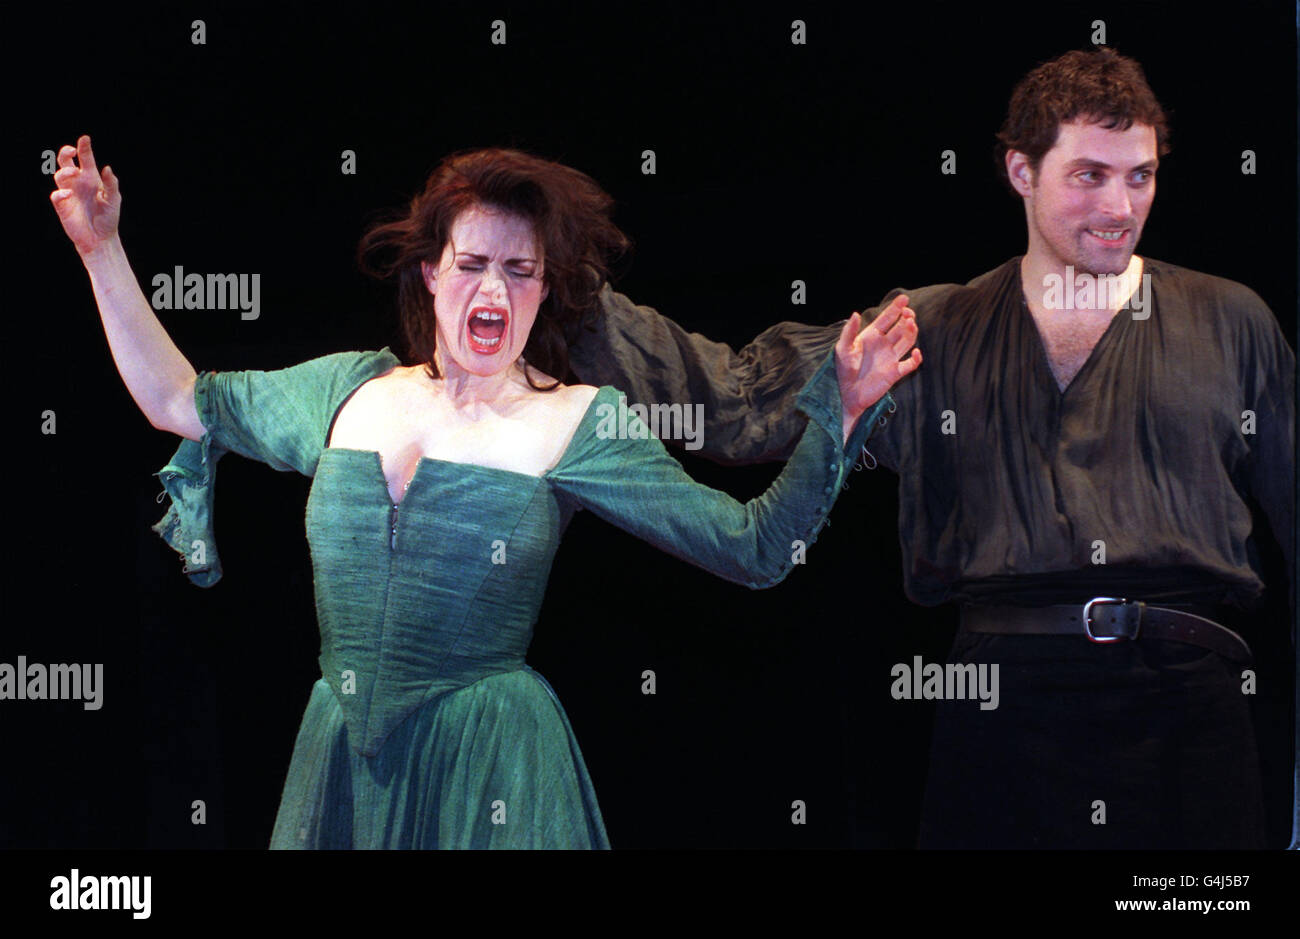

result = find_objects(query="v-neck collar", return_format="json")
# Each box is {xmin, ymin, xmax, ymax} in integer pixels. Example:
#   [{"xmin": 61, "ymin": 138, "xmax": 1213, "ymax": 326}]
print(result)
[{"xmin": 1012, "ymin": 256, "xmax": 1155, "ymax": 399}]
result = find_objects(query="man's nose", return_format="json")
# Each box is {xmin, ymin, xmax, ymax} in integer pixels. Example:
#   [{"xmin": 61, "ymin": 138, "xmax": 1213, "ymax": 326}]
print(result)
[{"xmin": 1098, "ymin": 179, "xmax": 1132, "ymax": 220}]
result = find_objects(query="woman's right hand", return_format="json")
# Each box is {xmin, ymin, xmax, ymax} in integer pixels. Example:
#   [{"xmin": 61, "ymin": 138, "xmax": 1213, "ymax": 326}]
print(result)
[{"xmin": 49, "ymin": 135, "xmax": 121, "ymax": 258}]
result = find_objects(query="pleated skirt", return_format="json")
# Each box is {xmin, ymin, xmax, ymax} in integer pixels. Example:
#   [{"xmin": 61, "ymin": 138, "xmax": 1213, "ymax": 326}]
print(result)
[{"xmin": 270, "ymin": 668, "xmax": 610, "ymax": 849}]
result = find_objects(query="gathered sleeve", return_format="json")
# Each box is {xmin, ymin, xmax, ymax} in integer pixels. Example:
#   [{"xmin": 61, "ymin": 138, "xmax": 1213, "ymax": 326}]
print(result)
[
  {"xmin": 566, "ymin": 285, "xmax": 897, "ymax": 465},
  {"xmin": 150, "ymin": 347, "xmax": 402, "ymax": 587},
  {"xmin": 550, "ymin": 349, "xmax": 889, "ymax": 589},
  {"xmin": 1234, "ymin": 289, "xmax": 1296, "ymax": 616}
]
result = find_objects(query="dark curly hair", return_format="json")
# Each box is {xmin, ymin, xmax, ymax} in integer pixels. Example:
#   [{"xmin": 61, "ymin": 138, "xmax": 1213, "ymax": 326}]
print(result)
[
  {"xmin": 358, "ymin": 148, "xmax": 630, "ymax": 390},
  {"xmin": 995, "ymin": 47, "xmax": 1171, "ymax": 193}
]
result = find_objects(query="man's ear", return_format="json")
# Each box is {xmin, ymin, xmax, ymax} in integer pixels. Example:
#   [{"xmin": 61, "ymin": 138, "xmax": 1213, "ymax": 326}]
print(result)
[
  {"xmin": 1006, "ymin": 150, "xmax": 1035, "ymax": 198},
  {"xmin": 421, "ymin": 261, "xmax": 437, "ymax": 294}
]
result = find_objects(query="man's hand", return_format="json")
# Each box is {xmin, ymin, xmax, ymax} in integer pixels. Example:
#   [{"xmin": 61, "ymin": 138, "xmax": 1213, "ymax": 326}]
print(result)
[
  {"xmin": 835, "ymin": 294, "xmax": 922, "ymax": 442},
  {"xmin": 50, "ymin": 135, "xmax": 121, "ymax": 259}
]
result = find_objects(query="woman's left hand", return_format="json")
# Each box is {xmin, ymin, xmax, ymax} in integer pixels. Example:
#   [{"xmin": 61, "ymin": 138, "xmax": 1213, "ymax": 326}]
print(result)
[{"xmin": 835, "ymin": 294, "xmax": 922, "ymax": 442}]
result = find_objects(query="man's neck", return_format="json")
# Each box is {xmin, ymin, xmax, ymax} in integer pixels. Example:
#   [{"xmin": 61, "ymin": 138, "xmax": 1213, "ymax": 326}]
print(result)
[{"xmin": 1020, "ymin": 251, "xmax": 1145, "ymax": 320}]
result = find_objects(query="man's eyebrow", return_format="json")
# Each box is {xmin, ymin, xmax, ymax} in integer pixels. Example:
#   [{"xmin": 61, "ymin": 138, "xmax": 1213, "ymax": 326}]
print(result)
[{"xmin": 1064, "ymin": 157, "xmax": 1159, "ymax": 171}]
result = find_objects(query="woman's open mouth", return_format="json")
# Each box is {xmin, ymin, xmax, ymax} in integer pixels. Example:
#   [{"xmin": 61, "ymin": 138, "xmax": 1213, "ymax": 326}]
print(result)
[{"xmin": 467, "ymin": 307, "xmax": 508, "ymax": 353}]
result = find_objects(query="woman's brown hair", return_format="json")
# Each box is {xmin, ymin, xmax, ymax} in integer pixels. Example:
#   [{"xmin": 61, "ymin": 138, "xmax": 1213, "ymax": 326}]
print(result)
[{"xmin": 358, "ymin": 148, "xmax": 629, "ymax": 389}]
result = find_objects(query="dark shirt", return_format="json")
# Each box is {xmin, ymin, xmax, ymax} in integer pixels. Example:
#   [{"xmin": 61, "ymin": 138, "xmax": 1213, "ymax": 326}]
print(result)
[{"xmin": 567, "ymin": 257, "xmax": 1295, "ymax": 610}]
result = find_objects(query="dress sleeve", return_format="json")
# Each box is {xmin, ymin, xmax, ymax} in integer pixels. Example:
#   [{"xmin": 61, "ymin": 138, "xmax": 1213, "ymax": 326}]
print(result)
[
  {"xmin": 566, "ymin": 284, "xmax": 897, "ymax": 465},
  {"xmin": 150, "ymin": 347, "xmax": 401, "ymax": 587},
  {"xmin": 550, "ymin": 349, "xmax": 889, "ymax": 589}
]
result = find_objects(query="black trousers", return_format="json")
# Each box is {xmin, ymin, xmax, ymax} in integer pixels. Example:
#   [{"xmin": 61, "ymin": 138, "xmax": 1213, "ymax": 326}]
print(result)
[{"xmin": 917, "ymin": 632, "xmax": 1266, "ymax": 849}]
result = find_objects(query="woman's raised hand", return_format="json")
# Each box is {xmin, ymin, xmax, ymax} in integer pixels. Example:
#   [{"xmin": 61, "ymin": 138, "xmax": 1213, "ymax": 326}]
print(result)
[
  {"xmin": 49, "ymin": 135, "xmax": 121, "ymax": 258},
  {"xmin": 834, "ymin": 294, "xmax": 923, "ymax": 436}
]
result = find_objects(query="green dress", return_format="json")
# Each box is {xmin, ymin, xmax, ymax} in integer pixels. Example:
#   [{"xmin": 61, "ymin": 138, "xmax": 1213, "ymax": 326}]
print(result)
[{"xmin": 151, "ymin": 346, "xmax": 890, "ymax": 848}]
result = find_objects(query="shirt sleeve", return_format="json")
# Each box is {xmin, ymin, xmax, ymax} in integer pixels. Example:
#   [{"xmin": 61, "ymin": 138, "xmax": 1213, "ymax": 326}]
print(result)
[
  {"xmin": 1234, "ymin": 293, "xmax": 1300, "ymax": 854},
  {"xmin": 854, "ymin": 282, "xmax": 966, "ymax": 475},
  {"xmin": 150, "ymin": 347, "xmax": 402, "ymax": 587},
  {"xmin": 550, "ymin": 349, "xmax": 888, "ymax": 589},
  {"xmin": 1235, "ymin": 290, "xmax": 1296, "ymax": 616},
  {"xmin": 566, "ymin": 284, "xmax": 897, "ymax": 465}
]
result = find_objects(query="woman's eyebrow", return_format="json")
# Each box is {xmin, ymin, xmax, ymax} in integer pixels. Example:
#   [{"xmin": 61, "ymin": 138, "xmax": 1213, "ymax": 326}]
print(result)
[{"xmin": 455, "ymin": 251, "xmax": 538, "ymax": 264}]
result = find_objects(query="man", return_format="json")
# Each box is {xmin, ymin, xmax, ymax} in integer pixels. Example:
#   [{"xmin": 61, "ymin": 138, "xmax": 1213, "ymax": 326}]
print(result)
[{"xmin": 564, "ymin": 48, "xmax": 1295, "ymax": 848}]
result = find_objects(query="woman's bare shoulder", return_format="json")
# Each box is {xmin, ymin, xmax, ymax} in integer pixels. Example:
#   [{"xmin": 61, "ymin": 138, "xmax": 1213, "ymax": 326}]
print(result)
[
  {"xmin": 559, "ymin": 381, "xmax": 600, "ymax": 413},
  {"xmin": 514, "ymin": 363, "xmax": 597, "ymax": 411},
  {"xmin": 513, "ymin": 379, "xmax": 599, "ymax": 449}
]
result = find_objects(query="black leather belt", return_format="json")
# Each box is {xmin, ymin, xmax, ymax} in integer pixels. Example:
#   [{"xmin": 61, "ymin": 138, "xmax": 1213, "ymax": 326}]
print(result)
[{"xmin": 960, "ymin": 598, "xmax": 1253, "ymax": 664}]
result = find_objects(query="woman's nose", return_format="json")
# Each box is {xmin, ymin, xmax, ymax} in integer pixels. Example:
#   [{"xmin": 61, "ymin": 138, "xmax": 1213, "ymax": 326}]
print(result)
[{"xmin": 480, "ymin": 269, "xmax": 507, "ymax": 300}]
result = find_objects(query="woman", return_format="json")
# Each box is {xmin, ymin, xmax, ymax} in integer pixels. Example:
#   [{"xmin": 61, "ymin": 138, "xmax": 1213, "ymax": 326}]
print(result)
[{"xmin": 51, "ymin": 136, "xmax": 921, "ymax": 848}]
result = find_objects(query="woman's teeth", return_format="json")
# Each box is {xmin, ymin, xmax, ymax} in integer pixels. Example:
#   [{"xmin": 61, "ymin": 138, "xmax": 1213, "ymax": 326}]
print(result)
[{"xmin": 468, "ymin": 311, "xmax": 506, "ymax": 350}]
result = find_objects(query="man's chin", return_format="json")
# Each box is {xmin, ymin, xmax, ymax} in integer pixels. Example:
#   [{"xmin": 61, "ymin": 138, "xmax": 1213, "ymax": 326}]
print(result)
[{"xmin": 1074, "ymin": 251, "xmax": 1135, "ymax": 278}]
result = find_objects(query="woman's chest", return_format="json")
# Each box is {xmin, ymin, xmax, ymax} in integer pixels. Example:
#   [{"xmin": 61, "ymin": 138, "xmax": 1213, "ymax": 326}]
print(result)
[
  {"xmin": 306, "ymin": 448, "xmax": 567, "ymax": 577},
  {"xmin": 325, "ymin": 373, "xmax": 580, "ymax": 504}
]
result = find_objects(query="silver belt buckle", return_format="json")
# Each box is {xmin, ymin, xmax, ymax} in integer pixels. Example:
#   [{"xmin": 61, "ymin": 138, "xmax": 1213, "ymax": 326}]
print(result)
[{"xmin": 1083, "ymin": 596, "xmax": 1138, "ymax": 643}]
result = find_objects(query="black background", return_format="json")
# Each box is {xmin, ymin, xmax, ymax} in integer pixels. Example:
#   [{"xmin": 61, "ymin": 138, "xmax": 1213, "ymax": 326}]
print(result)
[{"xmin": 7, "ymin": 0, "xmax": 1296, "ymax": 882}]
